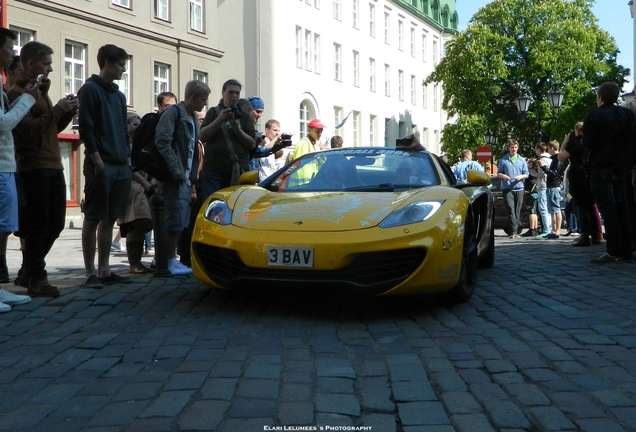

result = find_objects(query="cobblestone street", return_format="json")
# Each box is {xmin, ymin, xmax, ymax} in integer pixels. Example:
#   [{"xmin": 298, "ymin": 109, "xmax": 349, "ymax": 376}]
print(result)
[{"xmin": 1, "ymin": 227, "xmax": 635, "ymax": 431}]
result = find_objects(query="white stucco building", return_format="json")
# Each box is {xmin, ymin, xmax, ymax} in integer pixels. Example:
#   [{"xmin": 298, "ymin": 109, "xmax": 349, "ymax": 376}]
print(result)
[{"xmin": 217, "ymin": 0, "xmax": 458, "ymax": 154}]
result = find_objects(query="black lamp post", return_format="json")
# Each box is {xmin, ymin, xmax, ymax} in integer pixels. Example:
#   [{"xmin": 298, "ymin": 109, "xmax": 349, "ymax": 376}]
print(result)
[
  {"xmin": 516, "ymin": 83, "xmax": 565, "ymax": 142},
  {"xmin": 484, "ymin": 129, "xmax": 499, "ymax": 146}
]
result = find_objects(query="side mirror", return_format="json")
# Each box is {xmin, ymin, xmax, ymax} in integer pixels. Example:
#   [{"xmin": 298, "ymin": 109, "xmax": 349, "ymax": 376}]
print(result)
[
  {"xmin": 239, "ymin": 170, "xmax": 259, "ymax": 185},
  {"xmin": 466, "ymin": 170, "xmax": 491, "ymax": 185}
]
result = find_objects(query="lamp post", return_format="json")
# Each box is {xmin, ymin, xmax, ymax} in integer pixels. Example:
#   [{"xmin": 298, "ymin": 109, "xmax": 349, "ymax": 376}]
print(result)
[
  {"xmin": 516, "ymin": 83, "xmax": 565, "ymax": 142},
  {"xmin": 482, "ymin": 129, "xmax": 498, "ymax": 174}
]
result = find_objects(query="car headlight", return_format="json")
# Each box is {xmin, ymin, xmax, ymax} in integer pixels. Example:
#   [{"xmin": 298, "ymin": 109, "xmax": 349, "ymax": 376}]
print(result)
[
  {"xmin": 379, "ymin": 200, "xmax": 444, "ymax": 228},
  {"xmin": 204, "ymin": 200, "xmax": 233, "ymax": 225}
]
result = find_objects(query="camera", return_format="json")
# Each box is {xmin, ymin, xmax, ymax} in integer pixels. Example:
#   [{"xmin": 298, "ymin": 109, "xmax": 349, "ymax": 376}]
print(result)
[
  {"xmin": 67, "ymin": 94, "xmax": 77, "ymax": 100},
  {"xmin": 36, "ymin": 74, "xmax": 44, "ymax": 83},
  {"xmin": 396, "ymin": 137, "xmax": 411, "ymax": 147},
  {"xmin": 225, "ymin": 104, "xmax": 242, "ymax": 119},
  {"xmin": 279, "ymin": 133, "xmax": 293, "ymax": 148}
]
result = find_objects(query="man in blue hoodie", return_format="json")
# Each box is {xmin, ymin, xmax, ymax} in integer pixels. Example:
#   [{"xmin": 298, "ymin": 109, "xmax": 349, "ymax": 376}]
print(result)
[
  {"xmin": 78, "ymin": 44, "xmax": 132, "ymax": 289},
  {"xmin": 497, "ymin": 139, "xmax": 529, "ymax": 238}
]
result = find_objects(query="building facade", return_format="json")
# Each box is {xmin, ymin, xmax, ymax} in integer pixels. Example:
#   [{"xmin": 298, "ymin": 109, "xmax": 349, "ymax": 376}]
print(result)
[
  {"xmin": 4, "ymin": 0, "xmax": 457, "ymax": 206},
  {"xmin": 217, "ymin": 0, "xmax": 458, "ymax": 152},
  {"xmin": 6, "ymin": 0, "xmax": 222, "ymax": 206}
]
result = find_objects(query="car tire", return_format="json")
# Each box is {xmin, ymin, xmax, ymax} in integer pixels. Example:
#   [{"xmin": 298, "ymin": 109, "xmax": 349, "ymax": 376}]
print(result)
[
  {"xmin": 478, "ymin": 214, "xmax": 495, "ymax": 269},
  {"xmin": 447, "ymin": 216, "xmax": 478, "ymax": 304}
]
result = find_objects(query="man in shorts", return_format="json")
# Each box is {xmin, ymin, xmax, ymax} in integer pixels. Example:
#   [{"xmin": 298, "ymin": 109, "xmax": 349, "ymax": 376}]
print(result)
[{"xmin": 78, "ymin": 44, "xmax": 132, "ymax": 288}]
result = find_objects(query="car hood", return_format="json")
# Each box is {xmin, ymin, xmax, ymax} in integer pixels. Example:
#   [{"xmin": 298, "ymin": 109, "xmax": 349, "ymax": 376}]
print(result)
[{"xmin": 231, "ymin": 187, "xmax": 423, "ymax": 231}]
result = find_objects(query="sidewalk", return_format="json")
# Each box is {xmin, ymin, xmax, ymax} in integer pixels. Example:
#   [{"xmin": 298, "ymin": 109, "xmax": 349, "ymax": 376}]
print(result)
[{"xmin": 4, "ymin": 210, "xmax": 153, "ymax": 294}]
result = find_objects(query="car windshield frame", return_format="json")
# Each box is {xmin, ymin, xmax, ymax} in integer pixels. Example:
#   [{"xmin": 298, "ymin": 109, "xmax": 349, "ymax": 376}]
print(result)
[{"xmin": 260, "ymin": 147, "xmax": 441, "ymax": 193}]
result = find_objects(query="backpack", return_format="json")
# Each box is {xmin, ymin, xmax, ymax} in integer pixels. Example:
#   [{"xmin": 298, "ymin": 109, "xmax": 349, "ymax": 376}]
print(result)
[{"xmin": 131, "ymin": 110, "xmax": 172, "ymax": 181}]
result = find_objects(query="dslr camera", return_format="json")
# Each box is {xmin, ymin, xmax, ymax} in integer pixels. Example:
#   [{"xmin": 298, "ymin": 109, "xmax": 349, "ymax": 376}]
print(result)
[
  {"xmin": 396, "ymin": 137, "xmax": 411, "ymax": 147},
  {"xmin": 225, "ymin": 104, "xmax": 242, "ymax": 119},
  {"xmin": 279, "ymin": 133, "xmax": 293, "ymax": 148}
]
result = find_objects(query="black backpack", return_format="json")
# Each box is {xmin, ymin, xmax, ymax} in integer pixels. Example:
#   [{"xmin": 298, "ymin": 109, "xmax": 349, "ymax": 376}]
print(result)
[{"xmin": 131, "ymin": 110, "xmax": 172, "ymax": 181}]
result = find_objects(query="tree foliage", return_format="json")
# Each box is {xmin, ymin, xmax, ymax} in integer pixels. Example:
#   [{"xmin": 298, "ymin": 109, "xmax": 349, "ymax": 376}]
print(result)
[{"xmin": 426, "ymin": 0, "xmax": 629, "ymax": 164}]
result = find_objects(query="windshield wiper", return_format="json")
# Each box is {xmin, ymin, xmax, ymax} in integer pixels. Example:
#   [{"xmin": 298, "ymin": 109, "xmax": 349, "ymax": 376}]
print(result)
[{"xmin": 344, "ymin": 183, "xmax": 396, "ymax": 192}]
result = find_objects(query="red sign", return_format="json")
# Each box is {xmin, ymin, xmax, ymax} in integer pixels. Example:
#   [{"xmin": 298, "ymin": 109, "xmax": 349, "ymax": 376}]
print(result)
[{"xmin": 475, "ymin": 146, "xmax": 492, "ymax": 163}]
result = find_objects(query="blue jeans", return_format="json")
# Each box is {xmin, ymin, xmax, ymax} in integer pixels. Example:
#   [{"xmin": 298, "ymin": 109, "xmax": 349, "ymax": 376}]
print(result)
[
  {"xmin": 589, "ymin": 168, "xmax": 632, "ymax": 258},
  {"xmin": 198, "ymin": 170, "xmax": 229, "ymax": 205},
  {"xmin": 536, "ymin": 188, "xmax": 552, "ymax": 234}
]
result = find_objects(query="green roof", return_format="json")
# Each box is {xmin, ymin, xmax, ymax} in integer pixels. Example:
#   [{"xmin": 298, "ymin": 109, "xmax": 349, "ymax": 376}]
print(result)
[{"xmin": 391, "ymin": 0, "xmax": 458, "ymax": 33}]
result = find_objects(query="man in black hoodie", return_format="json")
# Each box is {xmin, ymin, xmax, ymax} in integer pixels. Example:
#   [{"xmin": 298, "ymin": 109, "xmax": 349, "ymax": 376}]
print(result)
[
  {"xmin": 78, "ymin": 44, "xmax": 132, "ymax": 288},
  {"xmin": 583, "ymin": 82, "xmax": 636, "ymax": 263}
]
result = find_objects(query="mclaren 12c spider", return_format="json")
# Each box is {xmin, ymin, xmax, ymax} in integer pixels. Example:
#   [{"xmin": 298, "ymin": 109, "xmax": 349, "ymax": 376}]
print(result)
[{"xmin": 191, "ymin": 147, "xmax": 494, "ymax": 303}]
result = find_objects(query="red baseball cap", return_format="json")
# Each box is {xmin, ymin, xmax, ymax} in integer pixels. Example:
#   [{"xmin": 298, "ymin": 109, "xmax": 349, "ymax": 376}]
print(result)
[{"xmin": 308, "ymin": 118, "xmax": 324, "ymax": 129}]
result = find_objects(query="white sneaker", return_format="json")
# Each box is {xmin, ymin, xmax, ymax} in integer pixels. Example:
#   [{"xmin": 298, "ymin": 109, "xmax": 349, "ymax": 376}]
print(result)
[
  {"xmin": 0, "ymin": 289, "xmax": 31, "ymax": 306},
  {"xmin": 168, "ymin": 258, "xmax": 192, "ymax": 276},
  {"xmin": 111, "ymin": 242, "xmax": 126, "ymax": 252},
  {"xmin": 0, "ymin": 301, "xmax": 10, "ymax": 313}
]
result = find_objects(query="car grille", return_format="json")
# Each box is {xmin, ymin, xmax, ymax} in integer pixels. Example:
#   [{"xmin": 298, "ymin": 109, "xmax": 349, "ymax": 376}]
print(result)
[{"xmin": 194, "ymin": 243, "xmax": 426, "ymax": 295}]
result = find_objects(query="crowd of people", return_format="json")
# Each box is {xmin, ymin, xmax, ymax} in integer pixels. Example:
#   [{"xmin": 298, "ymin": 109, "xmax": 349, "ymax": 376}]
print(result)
[
  {"xmin": 491, "ymin": 82, "xmax": 636, "ymax": 264},
  {"xmin": 0, "ymin": 29, "xmax": 345, "ymax": 312}
]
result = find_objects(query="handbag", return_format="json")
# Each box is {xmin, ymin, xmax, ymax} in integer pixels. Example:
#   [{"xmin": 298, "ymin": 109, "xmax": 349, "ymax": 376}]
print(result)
[{"xmin": 215, "ymin": 107, "xmax": 245, "ymax": 186}]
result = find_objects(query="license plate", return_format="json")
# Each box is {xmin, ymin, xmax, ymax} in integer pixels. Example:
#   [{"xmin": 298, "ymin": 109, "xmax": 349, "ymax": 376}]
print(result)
[{"xmin": 267, "ymin": 247, "xmax": 314, "ymax": 267}]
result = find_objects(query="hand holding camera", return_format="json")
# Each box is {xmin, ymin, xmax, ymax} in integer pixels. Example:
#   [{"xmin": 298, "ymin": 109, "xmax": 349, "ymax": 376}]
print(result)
[
  {"xmin": 58, "ymin": 94, "xmax": 79, "ymax": 113},
  {"xmin": 270, "ymin": 133, "xmax": 293, "ymax": 154}
]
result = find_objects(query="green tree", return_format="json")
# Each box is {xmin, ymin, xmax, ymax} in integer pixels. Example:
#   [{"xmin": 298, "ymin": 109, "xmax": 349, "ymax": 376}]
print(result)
[{"xmin": 425, "ymin": 0, "xmax": 629, "ymax": 161}]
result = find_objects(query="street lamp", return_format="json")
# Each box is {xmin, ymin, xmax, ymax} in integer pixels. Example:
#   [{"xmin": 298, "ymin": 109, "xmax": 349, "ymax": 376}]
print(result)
[
  {"xmin": 516, "ymin": 83, "xmax": 564, "ymax": 142},
  {"xmin": 484, "ymin": 129, "xmax": 499, "ymax": 146}
]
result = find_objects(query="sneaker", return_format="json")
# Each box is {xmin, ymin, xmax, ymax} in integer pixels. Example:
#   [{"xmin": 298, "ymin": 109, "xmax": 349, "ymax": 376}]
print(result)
[
  {"xmin": 546, "ymin": 233, "xmax": 560, "ymax": 239},
  {"xmin": 28, "ymin": 277, "xmax": 60, "ymax": 298},
  {"xmin": 14, "ymin": 271, "xmax": 29, "ymax": 288},
  {"xmin": 535, "ymin": 232, "xmax": 549, "ymax": 238},
  {"xmin": 0, "ymin": 302, "xmax": 10, "ymax": 313},
  {"xmin": 150, "ymin": 257, "xmax": 156, "ymax": 270},
  {"xmin": 111, "ymin": 242, "xmax": 126, "ymax": 252},
  {"xmin": 521, "ymin": 229, "xmax": 537, "ymax": 237},
  {"xmin": 0, "ymin": 288, "xmax": 31, "ymax": 305},
  {"xmin": 564, "ymin": 230, "xmax": 573, "ymax": 237},
  {"xmin": 168, "ymin": 258, "xmax": 192, "ymax": 276},
  {"xmin": 84, "ymin": 274, "xmax": 104, "ymax": 289},
  {"xmin": 590, "ymin": 253, "xmax": 622, "ymax": 264}
]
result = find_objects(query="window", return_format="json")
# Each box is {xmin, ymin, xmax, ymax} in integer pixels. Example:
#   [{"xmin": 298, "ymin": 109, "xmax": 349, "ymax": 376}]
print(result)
[
  {"xmin": 64, "ymin": 42, "xmax": 86, "ymax": 96},
  {"xmin": 190, "ymin": 0, "xmax": 204, "ymax": 33},
  {"xmin": 296, "ymin": 27, "xmax": 302, "ymax": 68},
  {"xmin": 384, "ymin": 13, "xmax": 390, "ymax": 44},
  {"xmin": 333, "ymin": 0, "xmax": 341, "ymax": 20},
  {"xmin": 9, "ymin": 27, "xmax": 34, "ymax": 55},
  {"xmin": 422, "ymin": 33, "xmax": 427, "ymax": 61},
  {"xmin": 155, "ymin": 0, "xmax": 170, "ymax": 21},
  {"xmin": 398, "ymin": 20, "xmax": 403, "ymax": 51},
  {"xmin": 352, "ymin": 111, "xmax": 360, "ymax": 146},
  {"xmin": 369, "ymin": 4, "xmax": 375, "ymax": 37},
  {"xmin": 384, "ymin": 64, "xmax": 390, "ymax": 97},
  {"xmin": 304, "ymin": 30, "xmax": 312, "ymax": 70},
  {"xmin": 313, "ymin": 34, "xmax": 321, "ymax": 73},
  {"xmin": 423, "ymin": 84, "xmax": 428, "ymax": 108},
  {"xmin": 352, "ymin": 0, "xmax": 359, "ymax": 28},
  {"xmin": 369, "ymin": 58, "xmax": 376, "ymax": 92},
  {"xmin": 115, "ymin": 58, "xmax": 132, "ymax": 104},
  {"xmin": 112, "ymin": 0, "xmax": 130, "ymax": 8},
  {"xmin": 398, "ymin": 70, "xmax": 404, "ymax": 101},
  {"xmin": 352, "ymin": 51, "xmax": 360, "ymax": 87},
  {"xmin": 193, "ymin": 70, "xmax": 208, "ymax": 83},
  {"xmin": 300, "ymin": 101, "xmax": 312, "ymax": 138},
  {"xmin": 315, "ymin": 0, "xmax": 321, "ymax": 8},
  {"xmin": 434, "ymin": 130, "xmax": 439, "ymax": 147},
  {"xmin": 410, "ymin": 75, "xmax": 416, "ymax": 105},
  {"xmin": 154, "ymin": 62, "xmax": 170, "ymax": 105},
  {"xmin": 433, "ymin": 39, "xmax": 438, "ymax": 65},
  {"xmin": 333, "ymin": 43, "xmax": 341, "ymax": 81},
  {"xmin": 410, "ymin": 28, "xmax": 416, "ymax": 57},
  {"xmin": 334, "ymin": 107, "xmax": 343, "ymax": 133},
  {"xmin": 422, "ymin": 127, "xmax": 428, "ymax": 147},
  {"xmin": 433, "ymin": 84, "xmax": 438, "ymax": 111},
  {"xmin": 369, "ymin": 115, "xmax": 376, "ymax": 146}
]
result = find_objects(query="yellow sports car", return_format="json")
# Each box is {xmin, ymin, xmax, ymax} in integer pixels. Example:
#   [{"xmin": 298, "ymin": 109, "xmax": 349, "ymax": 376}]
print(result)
[{"xmin": 191, "ymin": 147, "xmax": 494, "ymax": 303}]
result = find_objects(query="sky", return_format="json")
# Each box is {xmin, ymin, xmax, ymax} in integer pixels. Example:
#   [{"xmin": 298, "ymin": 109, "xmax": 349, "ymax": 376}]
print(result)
[{"xmin": 456, "ymin": 0, "xmax": 634, "ymax": 91}]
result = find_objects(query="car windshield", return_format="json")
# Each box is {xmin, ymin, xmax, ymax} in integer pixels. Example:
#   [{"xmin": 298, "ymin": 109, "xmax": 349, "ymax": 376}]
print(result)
[{"xmin": 264, "ymin": 148, "xmax": 439, "ymax": 192}]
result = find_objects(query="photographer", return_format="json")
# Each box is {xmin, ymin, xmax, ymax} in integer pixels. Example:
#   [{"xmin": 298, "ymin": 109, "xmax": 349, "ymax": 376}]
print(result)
[
  {"xmin": 198, "ymin": 79, "xmax": 256, "ymax": 202},
  {"xmin": 259, "ymin": 119, "xmax": 292, "ymax": 181}
]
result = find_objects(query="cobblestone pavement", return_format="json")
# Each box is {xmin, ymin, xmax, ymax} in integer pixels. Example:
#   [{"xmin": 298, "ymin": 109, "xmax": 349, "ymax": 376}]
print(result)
[{"xmin": 1, "ymin": 227, "xmax": 636, "ymax": 432}]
